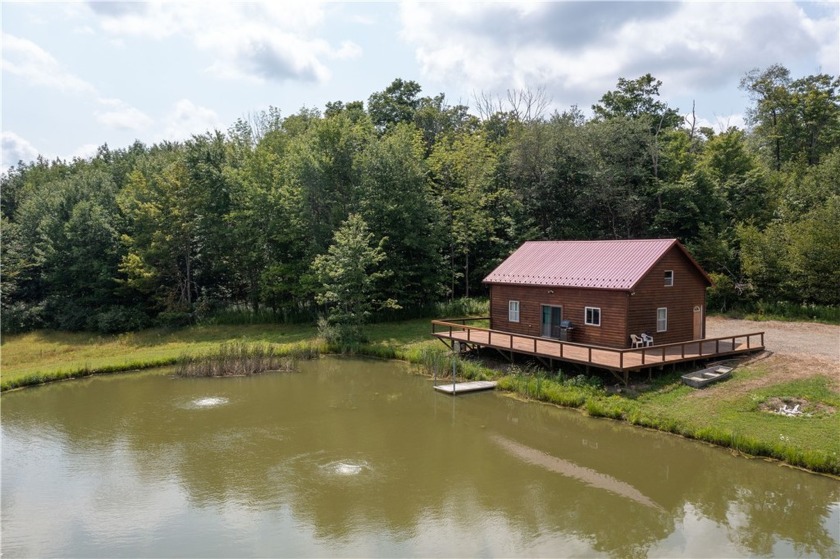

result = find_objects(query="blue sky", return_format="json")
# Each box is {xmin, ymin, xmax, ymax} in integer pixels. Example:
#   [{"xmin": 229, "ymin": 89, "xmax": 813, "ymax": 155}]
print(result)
[{"xmin": 2, "ymin": 1, "xmax": 838, "ymax": 168}]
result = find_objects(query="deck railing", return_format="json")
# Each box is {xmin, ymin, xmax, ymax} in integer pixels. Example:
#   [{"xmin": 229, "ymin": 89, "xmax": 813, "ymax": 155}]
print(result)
[{"xmin": 431, "ymin": 318, "xmax": 765, "ymax": 371}]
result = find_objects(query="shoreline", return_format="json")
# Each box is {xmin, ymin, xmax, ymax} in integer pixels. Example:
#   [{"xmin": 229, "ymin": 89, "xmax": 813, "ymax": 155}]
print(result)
[{"xmin": 2, "ymin": 320, "xmax": 838, "ymax": 475}]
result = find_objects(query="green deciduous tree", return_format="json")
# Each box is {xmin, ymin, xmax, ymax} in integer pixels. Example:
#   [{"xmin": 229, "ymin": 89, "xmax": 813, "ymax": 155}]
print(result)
[
  {"xmin": 508, "ymin": 112, "xmax": 591, "ymax": 240},
  {"xmin": 118, "ymin": 146, "xmax": 199, "ymax": 315},
  {"xmin": 357, "ymin": 123, "xmax": 444, "ymax": 309},
  {"xmin": 429, "ymin": 130, "xmax": 500, "ymax": 297},
  {"xmin": 592, "ymin": 74, "xmax": 682, "ymax": 131},
  {"xmin": 10, "ymin": 165, "xmax": 128, "ymax": 331},
  {"xmin": 584, "ymin": 117, "xmax": 656, "ymax": 238},
  {"xmin": 283, "ymin": 111, "xmax": 373, "ymax": 255},
  {"xmin": 367, "ymin": 78, "xmax": 422, "ymax": 133},
  {"xmin": 785, "ymin": 196, "xmax": 840, "ymax": 305},
  {"xmin": 741, "ymin": 65, "xmax": 840, "ymax": 170},
  {"xmin": 311, "ymin": 214, "xmax": 397, "ymax": 343}
]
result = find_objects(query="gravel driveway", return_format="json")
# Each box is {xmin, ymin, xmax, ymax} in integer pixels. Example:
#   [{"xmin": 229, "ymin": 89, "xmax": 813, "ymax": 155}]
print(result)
[{"xmin": 706, "ymin": 316, "xmax": 840, "ymax": 363}]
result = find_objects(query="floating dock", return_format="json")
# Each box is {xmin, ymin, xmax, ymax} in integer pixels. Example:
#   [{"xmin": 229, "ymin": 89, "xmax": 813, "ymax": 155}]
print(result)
[{"xmin": 434, "ymin": 380, "xmax": 498, "ymax": 395}]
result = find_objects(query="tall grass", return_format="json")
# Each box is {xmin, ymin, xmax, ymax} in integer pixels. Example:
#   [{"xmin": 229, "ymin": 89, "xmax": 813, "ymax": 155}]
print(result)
[
  {"xmin": 435, "ymin": 297, "xmax": 489, "ymax": 318},
  {"xmin": 395, "ymin": 344, "xmax": 495, "ymax": 381},
  {"xmin": 497, "ymin": 365, "xmax": 604, "ymax": 408},
  {"xmin": 722, "ymin": 301, "xmax": 840, "ymax": 324},
  {"xmin": 176, "ymin": 341, "xmax": 318, "ymax": 377}
]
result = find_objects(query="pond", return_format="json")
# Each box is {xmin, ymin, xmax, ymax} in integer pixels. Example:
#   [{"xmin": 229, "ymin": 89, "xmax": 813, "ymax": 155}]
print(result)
[{"xmin": 2, "ymin": 357, "xmax": 838, "ymax": 558}]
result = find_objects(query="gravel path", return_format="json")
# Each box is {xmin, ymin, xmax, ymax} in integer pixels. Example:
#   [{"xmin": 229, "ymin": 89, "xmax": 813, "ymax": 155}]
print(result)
[
  {"xmin": 706, "ymin": 316, "xmax": 840, "ymax": 361},
  {"xmin": 700, "ymin": 316, "xmax": 839, "ymax": 395}
]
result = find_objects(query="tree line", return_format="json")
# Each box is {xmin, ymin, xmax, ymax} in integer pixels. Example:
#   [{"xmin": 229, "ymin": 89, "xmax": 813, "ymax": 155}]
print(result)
[{"xmin": 2, "ymin": 65, "xmax": 838, "ymax": 335}]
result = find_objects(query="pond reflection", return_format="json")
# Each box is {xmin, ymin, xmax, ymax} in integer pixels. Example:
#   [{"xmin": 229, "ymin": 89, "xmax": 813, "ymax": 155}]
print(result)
[{"xmin": 2, "ymin": 357, "xmax": 838, "ymax": 558}]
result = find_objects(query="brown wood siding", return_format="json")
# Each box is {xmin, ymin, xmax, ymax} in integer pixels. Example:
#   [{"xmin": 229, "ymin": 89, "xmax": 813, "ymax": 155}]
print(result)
[
  {"xmin": 489, "ymin": 284, "xmax": 630, "ymax": 347},
  {"xmin": 627, "ymin": 246, "xmax": 708, "ymax": 346},
  {"xmin": 488, "ymin": 245, "xmax": 709, "ymax": 348}
]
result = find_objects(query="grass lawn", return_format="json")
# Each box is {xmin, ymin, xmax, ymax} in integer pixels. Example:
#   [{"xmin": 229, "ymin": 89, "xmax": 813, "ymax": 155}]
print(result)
[
  {"xmin": 632, "ymin": 369, "xmax": 840, "ymax": 471},
  {"xmin": 1, "ymin": 323, "xmax": 319, "ymax": 389},
  {"xmin": 2, "ymin": 319, "xmax": 838, "ymax": 474}
]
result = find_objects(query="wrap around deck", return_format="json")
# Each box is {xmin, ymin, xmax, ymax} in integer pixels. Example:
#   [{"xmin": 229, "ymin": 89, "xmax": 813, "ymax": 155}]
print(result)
[{"xmin": 432, "ymin": 318, "xmax": 764, "ymax": 378}]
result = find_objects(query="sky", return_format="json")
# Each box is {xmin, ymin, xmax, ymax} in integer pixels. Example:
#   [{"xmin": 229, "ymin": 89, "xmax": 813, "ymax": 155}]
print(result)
[{"xmin": 2, "ymin": 1, "xmax": 838, "ymax": 169}]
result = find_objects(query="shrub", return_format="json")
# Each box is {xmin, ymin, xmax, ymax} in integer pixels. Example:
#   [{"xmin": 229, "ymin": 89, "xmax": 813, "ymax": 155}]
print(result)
[
  {"xmin": 566, "ymin": 374, "xmax": 603, "ymax": 388},
  {"xmin": 156, "ymin": 311, "xmax": 193, "ymax": 328},
  {"xmin": 317, "ymin": 317, "xmax": 367, "ymax": 346},
  {"xmin": 0, "ymin": 301, "xmax": 46, "ymax": 334},
  {"xmin": 435, "ymin": 297, "xmax": 489, "ymax": 318},
  {"xmin": 94, "ymin": 306, "xmax": 151, "ymax": 334}
]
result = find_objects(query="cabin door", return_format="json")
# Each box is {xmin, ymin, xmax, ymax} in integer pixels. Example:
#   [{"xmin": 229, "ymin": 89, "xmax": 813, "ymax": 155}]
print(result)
[
  {"xmin": 693, "ymin": 306, "xmax": 703, "ymax": 339},
  {"xmin": 541, "ymin": 305, "xmax": 563, "ymax": 338}
]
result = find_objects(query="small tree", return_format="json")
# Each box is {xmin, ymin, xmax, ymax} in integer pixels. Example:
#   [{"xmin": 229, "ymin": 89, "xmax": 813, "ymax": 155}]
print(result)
[{"xmin": 311, "ymin": 214, "xmax": 398, "ymax": 344}]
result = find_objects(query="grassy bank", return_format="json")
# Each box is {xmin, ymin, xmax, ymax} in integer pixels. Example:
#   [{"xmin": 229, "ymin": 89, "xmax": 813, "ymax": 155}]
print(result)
[
  {"xmin": 495, "ymin": 365, "xmax": 840, "ymax": 474},
  {"xmin": 2, "ymin": 319, "xmax": 838, "ymax": 474},
  {"xmin": 0, "ymin": 323, "xmax": 321, "ymax": 390}
]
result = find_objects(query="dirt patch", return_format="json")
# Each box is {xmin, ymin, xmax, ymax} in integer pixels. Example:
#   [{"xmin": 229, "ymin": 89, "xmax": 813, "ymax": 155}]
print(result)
[
  {"xmin": 706, "ymin": 316, "xmax": 840, "ymax": 360},
  {"xmin": 691, "ymin": 353, "xmax": 838, "ymax": 400},
  {"xmin": 688, "ymin": 318, "xmax": 839, "ymax": 399},
  {"xmin": 758, "ymin": 396, "xmax": 836, "ymax": 417}
]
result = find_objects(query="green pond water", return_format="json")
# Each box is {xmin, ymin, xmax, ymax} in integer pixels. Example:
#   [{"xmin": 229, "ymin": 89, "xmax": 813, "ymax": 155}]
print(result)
[{"xmin": 2, "ymin": 357, "xmax": 838, "ymax": 558}]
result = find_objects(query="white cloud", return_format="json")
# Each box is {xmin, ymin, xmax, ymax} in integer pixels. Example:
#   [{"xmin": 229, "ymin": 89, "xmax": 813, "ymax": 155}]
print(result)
[
  {"xmin": 87, "ymin": 1, "xmax": 360, "ymax": 84},
  {"xmin": 2, "ymin": 31, "xmax": 155, "ymax": 142},
  {"xmin": 693, "ymin": 113, "xmax": 748, "ymax": 134},
  {"xmin": 95, "ymin": 98, "xmax": 153, "ymax": 131},
  {"xmin": 398, "ymin": 1, "xmax": 839, "ymax": 110},
  {"xmin": 159, "ymin": 99, "xmax": 223, "ymax": 142},
  {"xmin": 1, "ymin": 131, "xmax": 39, "ymax": 168},
  {"xmin": 1, "ymin": 32, "xmax": 95, "ymax": 93},
  {"xmin": 335, "ymin": 40, "xmax": 363, "ymax": 61},
  {"xmin": 71, "ymin": 143, "xmax": 101, "ymax": 161}
]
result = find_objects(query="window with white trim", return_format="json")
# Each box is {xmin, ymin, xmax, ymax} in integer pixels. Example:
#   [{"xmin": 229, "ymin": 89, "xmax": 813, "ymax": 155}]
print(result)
[
  {"xmin": 508, "ymin": 300, "xmax": 520, "ymax": 322},
  {"xmin": 657, "ymin": 307, "xmax": 668, "ymax": 332},
  {"xmin": 664, "ymin": 270, "xmax": 674, "ymax": 287},
  {"xmin": 584, "ymin": 307, "xmax": 601, "ymax": 326}
]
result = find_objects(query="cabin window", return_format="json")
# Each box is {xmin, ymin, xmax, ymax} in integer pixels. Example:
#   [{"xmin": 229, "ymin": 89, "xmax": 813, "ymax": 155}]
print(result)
[
  {"xmin": 584, "ymin": 307, "xmax": 601, "ymax": 326},
  {"xmin": 664, "ymin": 270, "xmax": 674, "ymax": 287},
  {"xmin": 657, "ymin": 307, "xmax": 668, "ymax": 332},
  {"xmin": 508, "ymin": 300, "xmax": 520, "ymax": 322}
]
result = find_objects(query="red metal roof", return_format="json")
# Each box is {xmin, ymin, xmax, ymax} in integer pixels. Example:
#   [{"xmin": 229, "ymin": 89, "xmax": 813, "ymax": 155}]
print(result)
[{"xmin": 483, "ymin": 239, "xmax": 709, "ymax": 290}]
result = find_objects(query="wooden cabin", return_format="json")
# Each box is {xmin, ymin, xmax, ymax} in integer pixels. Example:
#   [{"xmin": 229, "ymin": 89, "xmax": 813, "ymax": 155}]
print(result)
[{"xmin": 483, "ymin": 239, "xmax": 712, "ymax": 349}]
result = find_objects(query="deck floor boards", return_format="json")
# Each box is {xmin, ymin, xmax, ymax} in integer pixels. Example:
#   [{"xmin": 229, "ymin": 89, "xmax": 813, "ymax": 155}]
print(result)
[{"xmin": 432, "ymin": 321, "xmax": 764, "ymax": 373}]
